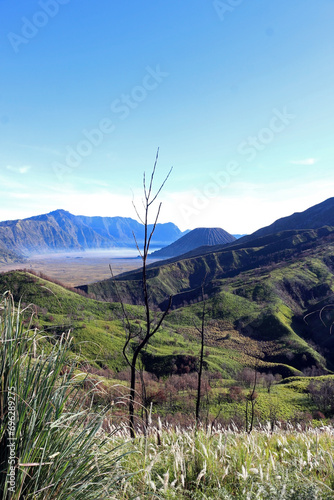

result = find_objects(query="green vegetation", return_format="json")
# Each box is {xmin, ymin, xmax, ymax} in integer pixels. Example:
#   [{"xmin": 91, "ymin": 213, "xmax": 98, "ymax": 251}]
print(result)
[
  {"xmin": 108, "ymin": 229, "xmax": 334, "ymax": 374},
  {"xmin": 1, "ymin": 249, "xmax": 334, "ymax": 420},
  {"xmin": 1, "ymin": 267, "xmax": 333, "ymax": 428},
  {"xmin": 0, "ymin": 293, "xmax": 128, "ymax": 499},
  {"xmin": 2, "ymin": 291, "xmax": 334, "ymax": 498},
  {"xmin": 115, "ymin": 424, "xmax": 334, "ymax": 498}
]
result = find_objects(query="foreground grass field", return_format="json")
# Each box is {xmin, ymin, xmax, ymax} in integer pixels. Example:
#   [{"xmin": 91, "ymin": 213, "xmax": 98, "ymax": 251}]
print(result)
[{"xmin": 114, "ymin": 423, "xmax": 334, "ymax": 499}]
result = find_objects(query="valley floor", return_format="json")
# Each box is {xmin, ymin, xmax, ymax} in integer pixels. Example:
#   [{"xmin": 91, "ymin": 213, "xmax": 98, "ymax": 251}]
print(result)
[{"xmin": 0, "ymin": 252, "xmax": 159, "ymax": 287}]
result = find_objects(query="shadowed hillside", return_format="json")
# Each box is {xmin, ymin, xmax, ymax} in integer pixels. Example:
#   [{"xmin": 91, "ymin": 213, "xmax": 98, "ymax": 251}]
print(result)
[
  {"xmin": 0, "ymin": 246, "xmax": 24, "ymax": 264},
  {"xmin": 149, "ymin": 197, "xmax": 334, "ymax": 264}
]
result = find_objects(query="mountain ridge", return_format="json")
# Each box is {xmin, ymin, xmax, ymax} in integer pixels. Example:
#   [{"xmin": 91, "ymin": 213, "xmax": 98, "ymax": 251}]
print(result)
[
  {"xmin": 1, "ymin": 197, "xmax": 334, "ymax": 260},
  {"xmin": 144, "ymin": 197, "xmax": 334, "ymax": 265},
  {"xmin": 241, "ymin": 197, "xmax": 334, "ymax": 243},
  {"xmin": 79, "ymin": 225, "xmax": 334, "ymax": 307},
  {"xmin": 2, "ymin": 197, "xmax": 334, "ymax": 380},
  {"xmin": 0, "ymin": 209, "xmax": 185, "ymax": 256}
]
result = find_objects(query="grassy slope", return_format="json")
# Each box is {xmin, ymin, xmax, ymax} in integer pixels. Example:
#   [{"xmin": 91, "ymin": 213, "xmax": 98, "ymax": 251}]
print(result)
[
  {"xmin": 2, "ymin": 269, "xmax": 334, "ymax": 422},
  {"xmin": 0, "ymin": 269, "xmax": 311, "ymax": 376},
  {"xmin": 81, "ymin": 227, "xmax": 334, "ymax": 307},
  {"xmin": 82, "ymin": 227, "xmax": 334, "ymax": 372},
  {"xmin": 3, "ymin": 232, "xmax": 334, "ymax": 377},
  {"xmin": 0, "ymin": 271, "xmax": 131, "ymax": 371},
  {"xmin": 2, "ymin": 224, "xmax": 334, "ymax": 415}
]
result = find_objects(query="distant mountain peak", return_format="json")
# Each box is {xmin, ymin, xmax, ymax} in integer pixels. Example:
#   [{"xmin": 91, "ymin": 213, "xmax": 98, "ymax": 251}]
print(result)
[
  {"xmin": 48, "ymin": 208, "xmax": 71, "ymax": 215},
  {"xmin": 151, "ymin": 227, "xmax": 236, "ymax": 259}
]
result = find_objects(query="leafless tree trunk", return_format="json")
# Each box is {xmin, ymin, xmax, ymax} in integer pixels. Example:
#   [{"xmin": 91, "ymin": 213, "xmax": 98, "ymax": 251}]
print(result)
[
  {"xmin": 245, "ymin": 368, "xmax": 258, "ymax": 433},
  {"xmin": 139, "ymin": 365, "xmax": 148, "ymax": 434},
  {"xmin": 194, "ymin": 279, "xmax": 207, "ymax": 427},
  {"xmin": 113, "ymin": 150, "xmax": 172, "ymax": 438}
]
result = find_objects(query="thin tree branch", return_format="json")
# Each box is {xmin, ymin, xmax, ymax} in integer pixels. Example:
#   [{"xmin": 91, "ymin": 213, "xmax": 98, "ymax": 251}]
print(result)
[
  {"xmin": 132, "ymin": 231, "xmax": 143, "ymax": 259},
  {"xmin": 109, "ymin": 264, "xmax": 132, "ymax": 367},
  {"xmin": 120, "ymin": 149, "xmax": 172, "ymax": 438},
  {"xmin": 132, "ymin": 200, "xmax": 144, "ymax": 225},
  {"xmin": 151, "ymin": 295, "xmax": 173, "ymax": 336},
  {"xmin": 148, "ymin": 167, "xmax": 173, "ymax": 207},
  {"xmin": 147, "ymin": 203, "xmax": 162, "ymax": 250},
  {"xmin": 143, "ymin": 171, "xmax": 147, "ymax": 200},
  {"xmin": 147, "ymin": 148, "xmax": 159, "ymax": 201}
]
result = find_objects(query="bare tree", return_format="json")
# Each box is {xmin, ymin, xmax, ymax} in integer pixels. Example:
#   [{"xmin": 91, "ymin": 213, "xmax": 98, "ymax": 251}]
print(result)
[
  {"xmin": 245, "ymin": 367, "xmax": 258, "ymax": 433},
  {"xmin": 112, "ymin": 150, "xmax": 172, "ymax": 438},
  {"xmin": 194, "ymin": 279, "xmax": 208, "ymax": 426}
]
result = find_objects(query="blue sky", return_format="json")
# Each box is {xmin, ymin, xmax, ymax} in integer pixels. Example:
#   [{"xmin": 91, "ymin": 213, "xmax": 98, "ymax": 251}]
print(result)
[{"xmin": 0, "ymin": 0, "xmax": 333, "ymax": 233}]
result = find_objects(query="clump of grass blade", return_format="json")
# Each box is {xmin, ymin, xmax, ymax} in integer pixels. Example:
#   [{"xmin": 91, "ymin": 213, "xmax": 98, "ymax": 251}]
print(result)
[{"xmin": 0, "ymin": 292, "xmax": 129, "ymax": 499}]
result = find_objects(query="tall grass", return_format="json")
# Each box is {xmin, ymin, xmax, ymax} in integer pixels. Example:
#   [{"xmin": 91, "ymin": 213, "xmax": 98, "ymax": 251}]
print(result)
[
  {"xmin": 0, "ymin": 292, "xmax": 128, "ymax": 499},
  {"xmin": 115, "ymin": 421, "xmax": 334, "ymax": 499}
]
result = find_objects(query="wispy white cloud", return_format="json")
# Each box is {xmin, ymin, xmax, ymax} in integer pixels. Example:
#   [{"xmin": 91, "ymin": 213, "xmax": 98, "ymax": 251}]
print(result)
[
  {"xmin": 6, "ymin": 165, "xmax": 32, "ymax": 174},
  {"xmin": 289, "ymin": 158, "xmax": 318, "ymax": 165}
]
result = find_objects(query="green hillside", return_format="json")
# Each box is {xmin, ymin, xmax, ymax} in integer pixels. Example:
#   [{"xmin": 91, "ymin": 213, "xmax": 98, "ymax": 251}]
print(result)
[
  {"xmin": 2, "ymin": 230, "xmax": 334, "ymax": 378},
  {"xmin": 0, "ymin": 262, "xmax": 333, "ymax": 430},
  {"xmin": 82, "ymin": 226, "xmax": 334, "ymax": 306},
  {"xmin": 1, "ymin": 221, "xmax": 334, "ymax": 425},
  {"xmin": 76, "ymin": 226, "xmax": 334, "ymax": 375}
]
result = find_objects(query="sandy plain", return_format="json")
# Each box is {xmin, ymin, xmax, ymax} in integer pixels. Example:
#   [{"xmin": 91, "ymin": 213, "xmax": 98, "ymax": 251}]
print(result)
[{"xmin": 0, "ymin": 249, "xmax": 159, "ymax": 288}]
